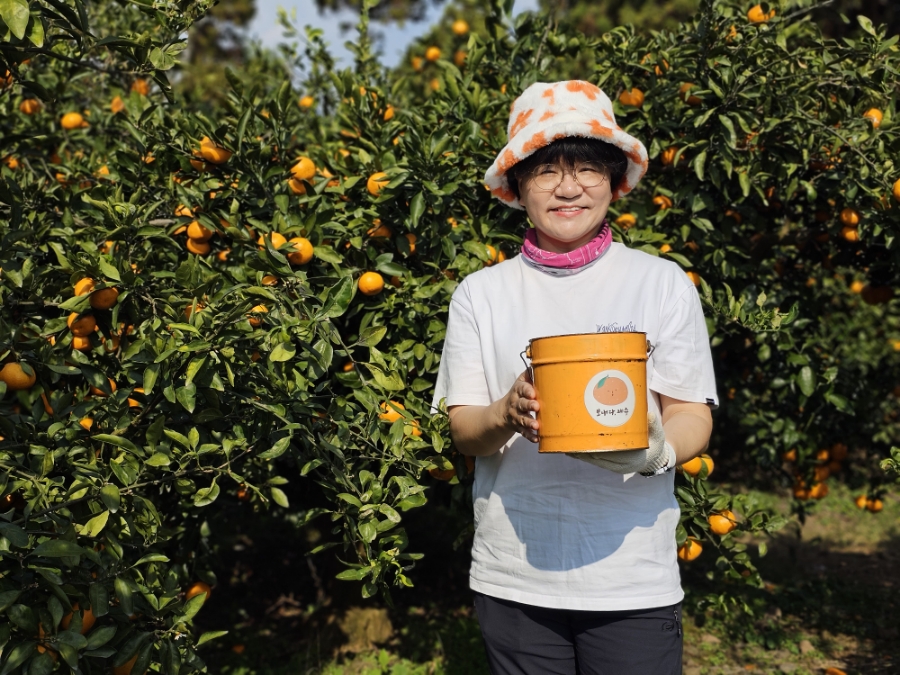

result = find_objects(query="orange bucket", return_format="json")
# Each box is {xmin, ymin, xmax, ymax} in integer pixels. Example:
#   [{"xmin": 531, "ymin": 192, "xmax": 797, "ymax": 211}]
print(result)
[{"xmin": 523, "ymin": 332, "xmax": 650, "ymax": 453}]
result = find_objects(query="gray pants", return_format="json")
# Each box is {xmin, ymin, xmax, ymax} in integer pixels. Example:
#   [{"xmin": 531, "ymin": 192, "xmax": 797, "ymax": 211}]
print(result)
[{"xmin": 474, "ymin": 592, "xmax": 683, "ymax": 675}]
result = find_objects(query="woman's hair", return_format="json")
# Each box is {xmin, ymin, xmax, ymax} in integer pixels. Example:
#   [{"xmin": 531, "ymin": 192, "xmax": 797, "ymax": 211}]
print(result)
[{"xmin": 506, "ymin": 136, "xmax": 628, "ymax": 199}]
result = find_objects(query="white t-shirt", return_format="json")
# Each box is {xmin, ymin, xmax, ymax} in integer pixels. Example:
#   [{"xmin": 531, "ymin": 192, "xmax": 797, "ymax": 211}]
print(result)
[{"xmin": 431, "ymin": 243, "xmax": 718, "ymax": 611}]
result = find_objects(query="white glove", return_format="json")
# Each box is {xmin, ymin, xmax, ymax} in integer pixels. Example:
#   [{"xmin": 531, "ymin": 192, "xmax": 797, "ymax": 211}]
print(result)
[{"xmin": 566, "ymin": 411, "xmax": 676, "ymax": 476}]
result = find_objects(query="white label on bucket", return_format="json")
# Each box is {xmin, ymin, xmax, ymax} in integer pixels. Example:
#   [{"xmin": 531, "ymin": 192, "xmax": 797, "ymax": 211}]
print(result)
[{"xmin": 583, "ymin": 369, "xmax": 636, "ymax": 428}]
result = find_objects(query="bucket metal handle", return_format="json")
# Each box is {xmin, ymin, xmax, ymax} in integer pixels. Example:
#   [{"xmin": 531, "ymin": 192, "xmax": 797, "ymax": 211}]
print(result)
[
  {"xmin": 647, "ymin": 340, "xmax": 655, "ymax": 357},
  {"xmin": 520, "ymin": 347, "xmax": 534, "ymax": 382}
]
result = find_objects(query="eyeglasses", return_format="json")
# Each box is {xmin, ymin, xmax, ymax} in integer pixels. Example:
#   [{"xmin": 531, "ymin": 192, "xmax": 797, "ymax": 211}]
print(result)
[{"xmin": 527, "ymin": 163, "xmax": 608, "ymax": 192}]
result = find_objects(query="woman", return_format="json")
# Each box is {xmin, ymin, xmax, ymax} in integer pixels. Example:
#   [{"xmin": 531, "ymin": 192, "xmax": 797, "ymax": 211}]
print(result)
[{"xmin": 432, "ymin": 80, "xmax": 718, "ymax": 674}]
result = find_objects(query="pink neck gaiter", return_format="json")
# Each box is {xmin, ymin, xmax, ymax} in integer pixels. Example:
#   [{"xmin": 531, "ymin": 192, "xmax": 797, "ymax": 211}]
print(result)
[{"xmin": 520, "ymin": 221, "xmax": 612, "ymax": 277}]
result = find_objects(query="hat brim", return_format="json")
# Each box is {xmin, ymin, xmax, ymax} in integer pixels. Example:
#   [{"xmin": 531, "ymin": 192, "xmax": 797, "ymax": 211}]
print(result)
[{"xmin": 484, "ymin": 113, "xmax": 649, "ymax": 209}]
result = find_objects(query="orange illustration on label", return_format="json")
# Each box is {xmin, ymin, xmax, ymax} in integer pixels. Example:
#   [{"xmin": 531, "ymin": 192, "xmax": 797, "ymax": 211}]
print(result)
[{"xmin": 592, "ymin": 375, "xmax": 628, "ymax": 406}]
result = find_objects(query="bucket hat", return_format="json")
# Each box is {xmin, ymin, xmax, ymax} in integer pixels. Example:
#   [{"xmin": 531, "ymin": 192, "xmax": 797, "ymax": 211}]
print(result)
[{"xmin": 484, "ymin": 80, "xmax": 649, "ymax": 209}]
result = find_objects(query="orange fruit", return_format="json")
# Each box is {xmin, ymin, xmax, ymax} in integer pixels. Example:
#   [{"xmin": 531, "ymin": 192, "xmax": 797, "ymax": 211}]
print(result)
[
  {"xmin": 299, "ymin": 95, "xmax": 314, "ymax": 108},
  {"xmin": 291, "ymin": 156, "xmax": 316, "ymax": 181},
  {"xmin": 89, "ymin": 378, "xmax": 117, "ymax": 397},
  {"xmin": 614, "ymin": 213, "xmax": 637, "ymax": 229},
  {"xmin": 367, "ymin": 172, "xmax": 389, "ymax": 196},
  {"xmin": 485, "ymin": 244, "xmax": 499, "ymax": 265},
  {"xmin": 659, "ymin": 244, "xmax": 672, "ymax": 253},
  {"xmin": 110, "ymin": 95, "xmax": 125, "ymax": 113},
  {"xmin": 379, "ymin": 401, "xmax": 405, "ymax": 423},
  {"xmin": 677, "ymin": 537, "xmax": 703, "ymax": 561},
  {"xmin": 661, "ymin": 146, "xmax": 678, "ymax": 166},
  {"xmin": 425, "ymin": 46, "xmax": 441, "ymax": 61},
  {"xmin": 174, "ymin": 204, "xmax": 193, "ymax": 218},
  {"xmin": 405, "ymin": 233, "xmax": 417, "ymax": 254},
  {"xmin": 454, "ymin": 50, "xmax": 467, "ymax": 67},
  {"xmin": 681, "ymin": 454, "xmax": 714, "ymax": 477},
  {"xmin": 186, "ymin": 581, "xmax": 212, "ymax": 603},
  {"xmin": 37, "ymin": 624, "xmax": 59, "ymax": 662},
  {"xmin": 678, "ymin": 83, "xmax": 701, "ymax": 106},
  {"xmin": 686, "ymin": 271, "xmax": 701, "ymax": 286},
  {"xmin": 60, "ymin": 112, "xmax": 87, "ymax": 129},
  {"xmin": 258, "ymin": 232, "xmax": 287, "ymax": 250},
  {"xmin": 261, "ymin": 275, "xmax": 278, "ymax": 286},
  {"xmin": 104, "ymin": 336, "xmax": 120, "ymax": 352},
  {"xmin": 809, "ymin": 482, "xmax": 829, "ymax": 499},
  {"xmin": 19, "ymin": 98, "xmax": 41, "ymax": 115},
  {"xmin": 411, "ymin": 56, "xmax": 423, "ymax": 71},
  {"xmin": 840, "ymin": 208, "xmax": 860, "ymax": 227},
  {"xmin": 747, "ymin": 4, "xmax": 775, "ymax": 23},
  {"xmin": 359, "ymin": 271, "xmax": 385, "ymax": 296},
  {"xmin": 451, "ymin": 19, "xmax": 469, "ymax": 35},
  {"xmin": 79, "ymin": 417, "xmax": 93, "ymax": 431},
  {"xmin": 342, "ymin": 361, "xmax": 355, "ymax": 372},
  {"xmin": 131, "ymin": 78, "xmax": 150, "ymax": 96},
  {"xmin": 653, "ymin": 195, "xmax": 673, "ymax": 210},
  {"xmin": 61, "ymin": 603, "xmax": 96, "ymax": 634},
  {"xmin": 383, "ymin": 105, "xmax": 395, "ymax": 121},
  {"xmin": 367, "ymin": 220, "xmax": 392, "ymax": 238},
  {"xmin": 113, "ymin": 654, "xmax": 139, "ymax": 675},
  {"xmin": 72, "ymin": 336, "xmax": 92, "ymax": 351},
  {"xmin": 849, "ymin": 280, "xmax": 865, "ymax": 293},
  {"xmin": 41, "ymin": 392, "xmax": 53, "ymax": 415},
  {"xmin": 840, "ymin": 226, "xmax": 859, "ymax": 242},
  {"xmin": 199, "ymin": 136, "xmax": 232, "ymax": 164},
  {"xmin": 217, "ymin": 249, "xmax": 231, "ymax": 262},
  {"xmin": 708, "ymin": 510, "xmax": 737, "ymax": 535},
  {"xmin": 863, "ymin": 108, "xmax": 883, "ymax": 128},
  {"xmin": 248, "ymin": 305, "xmax": 268, "ymax": 327},
  {"xmin": 892, "ymin": 178, "xmax": 900, "ymax": 202},
  {"xmin": 4, "ymin": 156, "xmax": 19, "ymax": 169},
  {"xmin": 824, "ymin": 669, "xmax": 847, "ymax": 675},
  {"xmin": 854, "ymin": 494, "xmax": 868, "ymax": 509},
  {"xmin": 865, "ymin": 498, "xmax": 883, "ymax": 513},
  {"xmin": 287, "ymin": 237, "xmax": 314, "ymax": 265},
  {"xmin": 618, "ymin": 88, "xmax": 644, "ymax": 108},
  {"xmin": 186, "ymin": 238, "xmax": 211, "ymax": 255},
  {"xmin": 90, "ymin": 287, "xmax": 119, "ymax": 310},
  {"xmin": 67, "ymin": 313, "xmax": 97, "ymax": 337},
  {"xmin": 830, "ymin": 442, "xmax": 848, "ymax": 461},
  {"xmin": 187, "ymin": 221, "xmax": 213, "ymax": 241},
  {"xmin": 74, "ymin": 277, "xmax": 96, "ymax": 296},
  {"xmin": 429, "ymin": 467, "xmax": 456, "ymax": 481},
  {"xmin": 0, "ymin": 362, "xmax": 36, "ymax": 390},
  {"xmin": 184, "ymin": 302, "xmax": 204, "ymax": 319},
  {"xmin": 288, "ymin": 177, "xmax": 306, "ymax": 195},
  {"xmin": 405, "ymin": 422, "xmax": 423, "ymax": 437},
  {"xmin": 782, "ymin": 448, "xmax": 797, "ymax": 462}
]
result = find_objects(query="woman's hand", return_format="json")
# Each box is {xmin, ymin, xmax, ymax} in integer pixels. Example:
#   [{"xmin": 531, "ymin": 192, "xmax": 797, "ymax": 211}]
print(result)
[{"xmin": 500, "ymin": 371, "xmax": 540, "ymax": 443}]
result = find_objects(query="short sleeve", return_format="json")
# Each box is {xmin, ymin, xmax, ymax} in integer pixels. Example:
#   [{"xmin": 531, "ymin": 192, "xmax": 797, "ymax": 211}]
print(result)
[
  {"xmin": 648, "ymin": 282, "xmax": 719, "ymax": 407},
  {"xmin": 431, "ymin": 281, "xmax": 492, "ymax": 414}
]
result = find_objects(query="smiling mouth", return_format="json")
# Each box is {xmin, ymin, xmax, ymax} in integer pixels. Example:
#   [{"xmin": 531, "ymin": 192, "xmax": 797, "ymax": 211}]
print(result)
[{"xmin": 551, "ymin": 206, "xmax": 586, "ymax": 212}]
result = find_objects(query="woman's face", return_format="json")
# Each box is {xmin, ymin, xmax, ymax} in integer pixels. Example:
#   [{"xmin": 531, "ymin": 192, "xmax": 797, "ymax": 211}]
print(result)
[{"xmin": 518, "ymin": 161, "xmax": 613, "ymax": 254}]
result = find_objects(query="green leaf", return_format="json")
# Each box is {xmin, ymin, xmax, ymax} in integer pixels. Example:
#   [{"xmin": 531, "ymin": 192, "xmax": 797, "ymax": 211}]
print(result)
[
  {"xmin": 85, "ymin": 625, "xmax": 117, "ymax": 650},
  {"xmin": 176, "ymin": 383, "xmax": 197, "ymax": 412},
  {"xmin": 197, "ymin": 630, "xmax": 228, "ymax": 647},
  {"xmin": 270, "ymin": 487, "xmax": 289, "ymax": 507},
  {"xmin": 97, "ymin": 258, "xmax": 121, "ymax": 282},
  {"xmin": 0, "ymin": 0, "xmax": 30, "ymax": 39},
  {"xmin": 797, "ymin": 366, "xmax": 816, "ymax": 396},
  {"xmin": 335, "ymin": 567, "xmax": 371, "ymax": 581},
  {"xmin": 31, "ymin": 540, "xmax": 85, "ymax": 558},
  {"xmin": 114, "ymin": 577, "xmax": 133, "ymax": 616},
  {"xmin": 0, "ymin": 590, "xmax": 21, "ymax": 613},
  {"xmin": 134, "ymin": 553, "xmax": 169, "ymax": 565},
  {"xmin": 0, "ymin": 523, "xmax": 28, "ymax": 548},
  {"xmin": 257, "ymin": 436, "xmax": 290, "ymax": 460},
  {"xmin": 319, "ymin": 276, "xmax": 354, "ymax": 319},
  {"xmin": 409, "ymin": 192, "xmax": 425, "ymax": 226},
  {"xmin": 80, "ymin": 510, "xmax": 110, "ymax": 538},
  {"xmin": 358, "ymin": 326, "xmax": 387, "ymax": 347},
  {"xmin": 0, "ymin": 641, "xmax": 35, "ymax": 675},
  {"xmin": 269, "ymin": 342, "xmax": 296, "ymax": 362},
  {"xmin": 92, "ymin": 434, "xmax": 144, "ymax": 457},
  {"xmin": 100, "ymin": 484, "xmax": 120, "ymax": 512},
  {"xmin": 193, "ymin": 480, "xmax": 220, "ymax": 507}
]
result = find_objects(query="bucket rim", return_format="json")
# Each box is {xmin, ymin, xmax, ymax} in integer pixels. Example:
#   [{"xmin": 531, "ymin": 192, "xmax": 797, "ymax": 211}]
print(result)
[{"xmin": 528, "ymin": 331, "xmax": 648, "ymax": 344}]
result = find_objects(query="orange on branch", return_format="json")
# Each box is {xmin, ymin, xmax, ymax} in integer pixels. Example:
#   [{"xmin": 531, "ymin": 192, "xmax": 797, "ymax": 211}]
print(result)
[
  {"xmin": 258, "ymin": 232, "xmax": 287, "ymax": 250},
  {"xmin": 451, "ymin": 19, "xmax": 469, "ymax": 35},
  {"xmin": 187, "ymin": 221, "xmax": 213, "ymax": 241},
  {"xmin": 131, "ymin": 78, "xmax": 150, "ymax": 95},
  {"xmin": 379, "ymin": 401, "xmax": 405, "ymax": 422},
  {"xmin": 840, "ymin": 208, "xmax": 860, "ymax": 227},
  {"xmin": 61, "ymin": 112, "xmax": 87, "ymax": 129},
  {"xmin": 89, "ymin": 378, "xmax": 117, "ymax": 397},
  {"xmin": 186, "ymin": 238, "xmax": 211, "ymax": 255},
  {"xmin": 199, "ymin": 137, "xmax": 232, "ymax": 164},
  {"xmin": 67, "ymin": 313, "xmax": 96, "ymax": 337},
  {"xmin": 0, "ymin": 362, "xmax": 36, "ymax": 390},
  {"xmin": 287, "ymin": 237, "xmax": 314, "ymax": 265},
  {"xmin": 747, "ymin": 4, "xmax": 775, "ymax": 23},
  {"xmin": 367, "ymin": 172, "xmax": 389, "ymax": 196},
  {"xmin": 425, "ymin": 46, "xmax": 441, "ymax": 61},
  {"xmin": 677, "ymin": 537, "xmax": 702, "ymax": 561},
  {"xmin": 74, "ymin": 277, "xmax": 96, "ymax": 296},
  {"xmin": 618, "ymin": 88, "xmax": 644, "ymax": 108},
  {"xmin": 863, "ymin": 108, "xmax": 883, "ymax": 128},
  {"xmin": 90, "ymin": 287, "xmax": 119, "ymax": 310},
  {"xmin": 708, "ymin": 510, "xmax": 737, "ymax": 535},
  {"xmin": 19, "ymin": 98, "xmax": 41, "ymax": 115},
  {"xmin": 186, "ymin": 581, "xmax": 212, "ymax": 603},
  {"xmin": 291, "ymin": 156, "xmax": 316, "ymax": 181},
  {"xmin": 865, "ymin": 498, "xmax": 883, "ymax": 513},
  {"xmin": 359, "ymin": 271, "xmax": 385, "ymax": 296},
  {"xmin": 248, "ymin": 305, "xmax": 268, "ymax": 327}
]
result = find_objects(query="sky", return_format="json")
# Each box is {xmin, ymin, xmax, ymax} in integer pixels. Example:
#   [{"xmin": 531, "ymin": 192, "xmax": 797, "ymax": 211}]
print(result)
[{"xmin": 246, "ymin": 0, "xmax": 540, "ymax": 68}]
